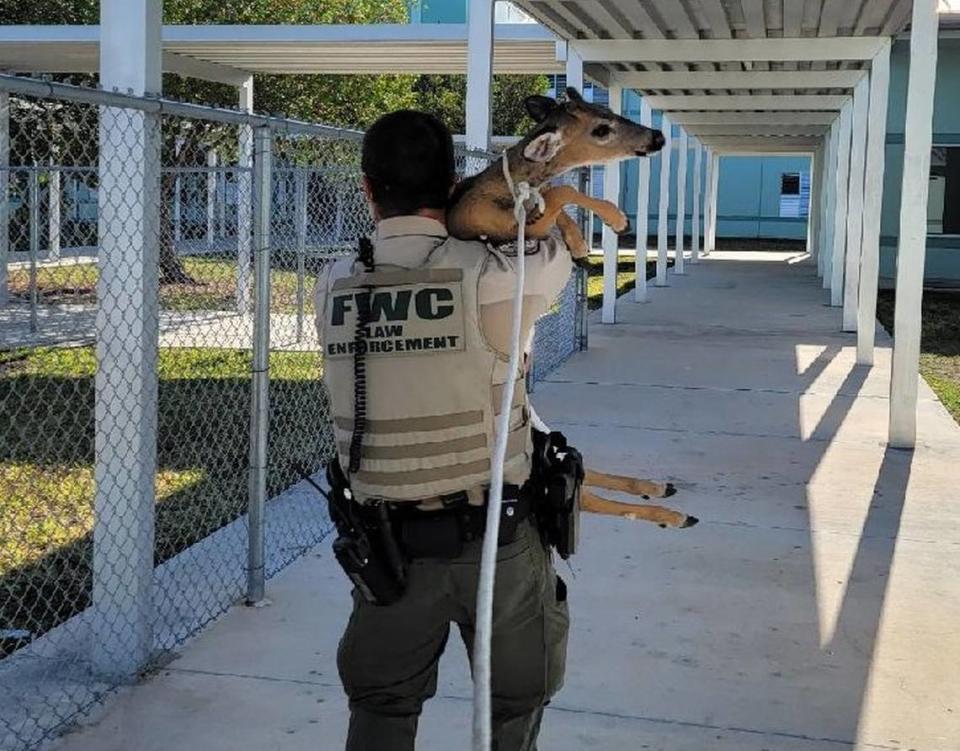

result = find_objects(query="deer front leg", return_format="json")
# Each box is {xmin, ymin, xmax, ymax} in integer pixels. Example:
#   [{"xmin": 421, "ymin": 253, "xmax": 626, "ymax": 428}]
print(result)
[
  {"xmin": 581, "ymin": 489, "xmax": 698, "ymax": 528},
  {"xmin": 526, "ymin": 185, "xmax": 629, "ymax": 237},
  {"xmin": 584, "ymin": 469, "xmax": 676, "ymax": 499},
  {"xmin": 554, "ymin": 211, "xmax": 590, "ymax": 262}
]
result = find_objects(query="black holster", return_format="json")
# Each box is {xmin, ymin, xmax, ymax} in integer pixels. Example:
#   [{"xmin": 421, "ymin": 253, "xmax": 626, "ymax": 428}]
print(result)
[
  {"xmin": 529, "ymin": 430, "xmax": 584, "ymax": 560},
  {"xmin": 326, "ymin": 461, "xmax": 407, "ymax": 606}
]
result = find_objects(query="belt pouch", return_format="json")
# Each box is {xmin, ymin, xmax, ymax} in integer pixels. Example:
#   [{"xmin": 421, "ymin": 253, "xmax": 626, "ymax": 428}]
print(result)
[{"xmin": 497, "ymin": 499, "xmax": 522, "ymax": 545}]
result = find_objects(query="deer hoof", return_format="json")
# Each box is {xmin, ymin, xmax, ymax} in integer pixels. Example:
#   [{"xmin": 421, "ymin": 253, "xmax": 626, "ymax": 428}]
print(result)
[
  {"xmin": 615, "ymin": 217, "xmax": 631, "ymax": 236},
  {"xmin": 681, "ymin": 515, "xmax": 699, "ymax": 528},
  {"xmin": 664, "ymin": 483, "xmax": 677, "ymax": 497},
  {"xmin": 573, "ymin": 256, "xmax": 593, "ymax": 271}
]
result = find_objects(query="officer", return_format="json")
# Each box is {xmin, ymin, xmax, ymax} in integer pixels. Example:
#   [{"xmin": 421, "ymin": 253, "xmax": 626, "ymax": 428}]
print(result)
[{"xmin": 315, "ymin": 109, "xmax": 573, "ymax": 751}]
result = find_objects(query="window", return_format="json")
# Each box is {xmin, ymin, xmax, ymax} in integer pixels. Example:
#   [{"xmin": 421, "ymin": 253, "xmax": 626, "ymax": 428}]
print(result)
[
  {"xmin": 929, "ymin": 146, "xmax": 960, "ymax": 235},
  {"xmin": 779, "ymin": 172, "xmax": 809, "ymax": 218}
]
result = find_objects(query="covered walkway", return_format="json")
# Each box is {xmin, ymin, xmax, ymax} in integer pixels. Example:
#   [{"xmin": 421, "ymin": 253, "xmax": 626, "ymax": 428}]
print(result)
[{"xmin": 52, "ymin": 250, "xmax": 960, "ymax": 751}]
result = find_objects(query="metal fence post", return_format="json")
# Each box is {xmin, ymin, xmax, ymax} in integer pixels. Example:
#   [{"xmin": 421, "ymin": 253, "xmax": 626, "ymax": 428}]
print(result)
[
  {"xmin": 295, "ymin": 167, "xmax": 307, "ymax": 342},
  {"xmin": 29, "ymin": 168, "xmax": 39, "ymax": 333},
  {"xmin": 247, "ymin": 125, "xmax": 272, "ymax": 605},
  {"xmin": 237, "ymin": 127, "xmax": 253, "ymax": 314},
  {"xmin": 173, "ymin": 137, "xmax": 183, "ymax": 243},
  {"xmin": 0, "ymin": 90, "xmax": 8, "ymax": 306}
]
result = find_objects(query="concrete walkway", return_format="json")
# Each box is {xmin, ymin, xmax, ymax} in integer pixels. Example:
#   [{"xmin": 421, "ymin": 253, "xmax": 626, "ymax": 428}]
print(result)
[{"xmin": 52, "ymin": 250, "xmax": 960, "ymax": 751}]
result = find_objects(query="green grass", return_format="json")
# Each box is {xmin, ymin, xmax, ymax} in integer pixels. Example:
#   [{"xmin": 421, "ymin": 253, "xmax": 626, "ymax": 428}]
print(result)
[
  {"xmin": 584, "ymin": 254, "xmax": 666, "ymax": 310},
  {"xmin": 0, "ymin": 346, "xmax": 333, "ymax": 650},
  {"xmin": 876, "ymin": 290, "xmax": 960, "ymax": 424},
  {"xmin": 6, "ymin": 256, "xmax": 316, "ymax": 314}
]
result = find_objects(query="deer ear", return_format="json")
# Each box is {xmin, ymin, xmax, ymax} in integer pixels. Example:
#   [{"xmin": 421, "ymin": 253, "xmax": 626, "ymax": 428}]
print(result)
[
  {"xmin": 523, "ymin": 130, "xmax": 564, "ymax": 162},
  {"xmin": 565, "ymin": 87, "xmax": 585, "ymax": 103},
  {"xmin": 524, "ymin": 95, "xmax": 558, "ymax": 123}
]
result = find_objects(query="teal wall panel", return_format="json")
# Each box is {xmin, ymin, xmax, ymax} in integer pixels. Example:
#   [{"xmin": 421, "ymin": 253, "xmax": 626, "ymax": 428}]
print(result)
[
  {"xmin": 878, "ymin": 38, "xmax": 960, "ymax": 283},
  {"xmin": 619, "ymin": 91, "xmax": 811, "ymax": 240}
]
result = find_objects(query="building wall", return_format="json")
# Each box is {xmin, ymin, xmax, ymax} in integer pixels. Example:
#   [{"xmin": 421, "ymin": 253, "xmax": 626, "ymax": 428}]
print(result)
[
  {"xmin": 880, "ymin": 37, "xmax": 960, "ymax": 285},
  {"xmin": 620, "ymin": 92, "xmax": 811, "ymax": 241},
  {"xmin": 415, "ymin": 0, "xmax": 466, "ymax": 24}
]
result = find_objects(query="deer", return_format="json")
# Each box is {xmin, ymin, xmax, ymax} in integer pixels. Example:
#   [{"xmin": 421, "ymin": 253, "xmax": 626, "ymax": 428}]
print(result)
[
  {"xmin": 447, "ymin": 86, "xmax": 666, "ymax": 265},
  {"xmin": 441, "ymin": 81, "xmax": 691, "ymax": 530}
]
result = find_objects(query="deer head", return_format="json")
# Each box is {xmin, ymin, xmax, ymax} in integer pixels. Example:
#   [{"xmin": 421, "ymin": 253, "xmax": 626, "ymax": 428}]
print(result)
[{"xmin": 519, "ymin": 87, "xmax": 664, "ymax": 174}]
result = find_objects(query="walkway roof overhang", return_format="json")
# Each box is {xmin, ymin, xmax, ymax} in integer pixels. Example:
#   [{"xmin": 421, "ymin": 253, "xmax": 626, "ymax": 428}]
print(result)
[
  {"xmin": 518, "ymin": 0, "xmax": 960, "ymax": 153},
  {"xmin": 0, "ymin": 23, "xmax": 563, "ymax": 83}
]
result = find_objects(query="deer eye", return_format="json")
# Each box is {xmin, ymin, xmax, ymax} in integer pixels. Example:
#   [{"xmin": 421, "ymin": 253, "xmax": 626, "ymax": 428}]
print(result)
[{"xmin": 591, "ymin": 123, "xmax": 613, "ymax": 138}]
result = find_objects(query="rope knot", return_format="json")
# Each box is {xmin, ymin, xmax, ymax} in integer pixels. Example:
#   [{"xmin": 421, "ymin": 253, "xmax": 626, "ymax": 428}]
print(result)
[{"xmin": 501, "ymin": 155, "xmax": 545, "ymax": 225}]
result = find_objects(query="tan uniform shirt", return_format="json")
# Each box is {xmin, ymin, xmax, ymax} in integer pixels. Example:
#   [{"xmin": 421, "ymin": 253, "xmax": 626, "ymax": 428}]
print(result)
[{"xmin": 313, "ymin": 216, "xmax": 574, "ymax": 357}]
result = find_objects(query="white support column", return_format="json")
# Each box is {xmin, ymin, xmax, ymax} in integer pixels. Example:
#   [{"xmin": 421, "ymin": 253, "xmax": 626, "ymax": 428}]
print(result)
[
  {"xmin": 465, "ymin": 0, "xmax": 494, "ymax": 157},
  {"xmin": 601, "ymin": 84, "xmax": 623, "ymax": 324},
  {"xmin": 857, "ymin": 40, "xmax": 892, "ymax": 366},
  {"xmin": 890, "ymin": 0, "xmax": 939, "ymax": 449},
  {"xmin": 703, "ymin": 148, "xmax": 713, "ymax": 255},
  {"xmin": 691, "ymin": 141, "xmax": 703, "ymax": 264},
  {"xmin": 48, "ymin": 165, "xmax": 61, "ymax": 260},
  {"xmin": 0, "ymin": 91, "xmax": 9, "ymax": 306},
  {"xmin": 815, "ymin": 139, "xmax": 825, "ymax": 276},
  {"xmin": 829, "ymin": 101, "xmax": 853, "ymax": 305},
  {"xmin": 807, "ymin": 145, "xmax": 822, "ymax": 265},
  {"xmin": 674, "ymin": 128, "xmax": 688, "ymax": 275},
  {"xmin": 237, "ymin": 76, "xmax": 253, "ymax": 315},
  {"xmin": 842, "ymin": 76, "xmax": 870, "ymax": 331},
  {"xmin": 821, "ymin": 122, "xmax": 839, "ymax": 286},
  {"xmin": 656, "ymin": 114, "xmax": 672, "ymax": 286},
  {"xmin": 94, "ymin": 0, "xmax": 161, "ymax": 678},
  {"xmin": 706, "ymin": 151, "xmax": 719, "ymax": 253},
  {"xmin": 565, "ymin": 47, "xmax": 584, "ymax": 93},
  {"xmin": 634, "ymin": 97, "xmax": 652, "ymax": 302},
  {"xmin": 206, "ymin": 149, "xmax": 217, "ymax": 248}
]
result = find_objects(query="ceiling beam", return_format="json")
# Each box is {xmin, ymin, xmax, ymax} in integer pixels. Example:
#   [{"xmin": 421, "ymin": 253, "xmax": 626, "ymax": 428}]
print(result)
[
  {"xmin": 162, "ymin": 51, "xmax": 251, "ymax": 86},
  {"xmin": 717, "ymin": 148, "xmax": 815, "ymax": 155},
  {"xmin": 614, "ymin": 70, "xmax": 865, "ymax": 90},
  {"xmin": 645, "ymin": 94, "xmax": 849, "ymax": 111},
  {"xmin": 571, "ymin": 37, "xmax": 887, "ymax": 63},
  {"xmin": 700, "ymin": 136, "xmax": 820, "ymax": 148},
  {"xmin": 684, "ymin": 124, "xmax": 830, "ymax": 136},
  {"xmin": 668, "ymin": 111, "xmax": 838, "ymax": 125}
]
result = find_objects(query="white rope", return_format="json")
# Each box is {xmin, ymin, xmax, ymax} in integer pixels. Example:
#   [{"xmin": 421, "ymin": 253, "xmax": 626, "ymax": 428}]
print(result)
[{"xmin": 472, "ymin": 156, "xmax": 545, "ymax": 751}]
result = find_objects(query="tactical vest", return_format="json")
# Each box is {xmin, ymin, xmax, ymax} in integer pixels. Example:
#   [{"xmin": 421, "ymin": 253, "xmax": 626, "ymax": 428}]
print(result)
[{"xmin": 321, "ymin": 237, "xmax": 531, "ymax": 504}]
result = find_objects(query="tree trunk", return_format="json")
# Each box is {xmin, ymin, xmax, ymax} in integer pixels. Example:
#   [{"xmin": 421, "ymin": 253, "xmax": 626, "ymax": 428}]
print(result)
[{"xmin": 159, "ymin": 171, "xmax": 195, "ymax": 284}]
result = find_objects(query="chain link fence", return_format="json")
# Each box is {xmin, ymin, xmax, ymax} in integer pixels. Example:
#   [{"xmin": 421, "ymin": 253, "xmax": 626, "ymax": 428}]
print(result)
[{"xmin": 0, "ymin": 74, "xmax": 585, "ymax": 751}]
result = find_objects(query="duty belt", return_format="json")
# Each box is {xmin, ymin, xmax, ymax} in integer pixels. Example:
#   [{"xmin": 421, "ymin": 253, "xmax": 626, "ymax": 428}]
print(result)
[{"xmin": 388, "ymin": 484, "xmax": 532, "ymax": 558}]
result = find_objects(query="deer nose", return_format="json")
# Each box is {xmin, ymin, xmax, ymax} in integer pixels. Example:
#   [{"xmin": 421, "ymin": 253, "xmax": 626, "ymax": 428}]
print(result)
[{"xmin": 650, "ymin": 130, "xmax": 666, "ymax": 151}]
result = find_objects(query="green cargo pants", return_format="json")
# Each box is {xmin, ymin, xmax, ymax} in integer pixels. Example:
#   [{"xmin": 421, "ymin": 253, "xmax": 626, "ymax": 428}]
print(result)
[{"xmin": 337, "ymin": 519, "xmax": 569, "ymax": 751}]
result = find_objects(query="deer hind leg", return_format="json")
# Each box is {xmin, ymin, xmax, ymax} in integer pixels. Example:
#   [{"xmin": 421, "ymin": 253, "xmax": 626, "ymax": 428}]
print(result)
[
  {"xmin": 584, "ymin": 469, "xmax": 676, "ymax": 499},
  {"xmin": 581, "ymin": 489, "xmax": 697, "ymax": 528}
]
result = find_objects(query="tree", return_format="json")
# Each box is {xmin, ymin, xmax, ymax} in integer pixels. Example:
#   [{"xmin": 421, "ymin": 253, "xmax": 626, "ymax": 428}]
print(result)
[
  {"xmin": 1, "ymin": 0, "xmax": 550, "ymax": 281},
  {"xmin": 412, "ymin": 74, "xmax": 550, "ymax": 136}
]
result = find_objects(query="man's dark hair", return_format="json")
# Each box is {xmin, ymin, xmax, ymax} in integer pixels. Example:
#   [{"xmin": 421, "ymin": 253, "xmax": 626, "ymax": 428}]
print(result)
[{"xmin": 361, "ymin": 110, "xmax": 456, "ymax": 218}]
